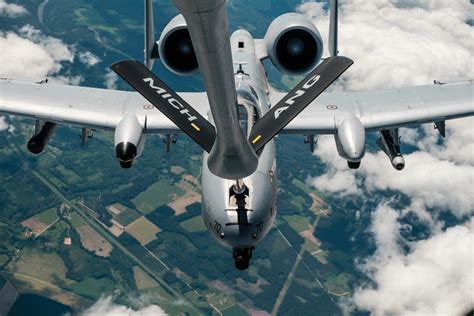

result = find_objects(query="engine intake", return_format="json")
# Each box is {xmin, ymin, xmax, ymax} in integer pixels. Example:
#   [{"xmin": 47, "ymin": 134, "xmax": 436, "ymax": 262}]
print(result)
[
  {"xmin": 114, "ymin": 113, "xmax": 145, "ymax": 168},
  {"xmin": 158, "ymin": 14, "xmax": 198, "ymax": 76},
  {"xmin": 115, "ymin": 142, "xmax": 137, "ymax": 169},
  {"xmin": 264, "ymin": 13, "xmax": 323, "ymax": 75},
  {"xmin": 27, "ymin": 122, "xmax": 57, "ymax": 154}
]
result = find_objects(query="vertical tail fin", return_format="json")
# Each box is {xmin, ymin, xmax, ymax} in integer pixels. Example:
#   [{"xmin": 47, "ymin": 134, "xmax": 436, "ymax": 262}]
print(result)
[
  {"xmin": 144, "ymin": 0, "xmax": 156, "ymax": 69},
  {"xmin": 329, "ymin": 0, "xmax": 338, "ymax": 57}
]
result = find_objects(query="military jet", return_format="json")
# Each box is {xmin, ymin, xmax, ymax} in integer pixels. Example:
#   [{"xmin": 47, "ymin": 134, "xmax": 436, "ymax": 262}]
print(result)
[{"xmin": 1, "ymin": 0, "xmax": 472, "ymax": 269}]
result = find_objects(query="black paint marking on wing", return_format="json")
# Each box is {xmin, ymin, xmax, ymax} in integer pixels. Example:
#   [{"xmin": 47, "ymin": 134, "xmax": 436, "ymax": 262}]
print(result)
[
  {"xmin": 111, "ymin": 60, "xmax": 216, "ymax": 153},
  {"xmin": 249, "ymin": 56, "xmax": 353, "ymax": 152}
]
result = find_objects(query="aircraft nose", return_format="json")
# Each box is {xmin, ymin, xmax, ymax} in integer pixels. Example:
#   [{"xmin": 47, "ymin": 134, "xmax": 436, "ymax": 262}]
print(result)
[{"xmin": 115, "ymin": 142, "xmax": 137, "ymax": 162}]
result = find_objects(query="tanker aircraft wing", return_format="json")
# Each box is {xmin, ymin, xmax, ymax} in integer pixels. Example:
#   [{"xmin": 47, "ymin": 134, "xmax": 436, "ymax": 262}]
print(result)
[{"xmin": 0, "ymin": 78, "xmax": 210, "ymax": 134}]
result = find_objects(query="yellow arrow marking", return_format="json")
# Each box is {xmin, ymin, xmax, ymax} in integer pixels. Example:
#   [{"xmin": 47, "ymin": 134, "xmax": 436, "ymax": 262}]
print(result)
[
  {"xmin": 252, "ymin": 135, "xmax": 262, "ymax": 144},
  {"xmin": 191, "ymin": 123, "xmax": 201, "ymax": 131}
]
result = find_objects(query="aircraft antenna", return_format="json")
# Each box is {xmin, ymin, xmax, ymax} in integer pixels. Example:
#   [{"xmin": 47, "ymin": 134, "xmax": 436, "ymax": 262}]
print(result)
[{"xmin": 329, "ymin": 0, "xmax": 338, "ymax": 57}]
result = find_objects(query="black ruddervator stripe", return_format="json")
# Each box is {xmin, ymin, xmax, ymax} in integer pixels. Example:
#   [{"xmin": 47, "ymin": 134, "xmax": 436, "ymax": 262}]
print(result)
[
  {"xmin": 249, "ymin": 56, "xmax": 353, "ymax": 152},
  {"xmin": 111, "ymin": 60, "xmax": 216, "ymax": 153}
]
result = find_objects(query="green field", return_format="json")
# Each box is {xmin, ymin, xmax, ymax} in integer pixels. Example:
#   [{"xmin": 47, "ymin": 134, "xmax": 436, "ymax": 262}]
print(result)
[
  {"xmin": 42, "ymin": 221, "xmax": 69, "ymax": 242},
  {"xmin": 303, "ymin": 239, "xmax": 320, "ymax": 255},
  {"xmin": 223, "ymin": 305, "xmax": 248, "ymax": 316},
  {"xmin": 54, "ymin": 164, "xmax": 82, "ymax": 184},
  {"xmin": 37, "ymin": 207, "xmax": 58, "ymax": 225},
  {"xmin": 114, "ymin": 208, "xmax": 141, "ymax": 227},
  {"xmin": 292, "ymin": 178, "xmax": 312, "ymax": 194},
  {"xmin": 0, "ymin": 254, "xmax": 9, "ymax": 267},
  {"xmin": 208, "ymin": 293, "xmax": 236, "ymax": 313},
  {"xmin": 283, "ymin": 215, "xmax": 311, "ymax": 233},
  {"xmin": 6, "ymin": 248, "xmax": 73, "ymax": 287},
  {"xmin": 132, "ymin": 266, "xmax": 157, "ymax": 291},
  {"xmin": 132, "ymin": 179, "xmax": 184, "ymax": 214},
  {"xmin": 69, "ymin": 212, "xmax": 87, "ymax": 229},
  {"xmin": 67, "ymin": 277, "xmax": 114, "ymax": 299},
  {"xmin": 126, "ymin": 217, "xmax": 161, "ymax": 246},
  {"xmin": 324, "ymin": 273, "xmax": 352, "ymax": 295},
  {"xmin": 180, "ymin": 216, "xmax": 206, "ymax": 232},
  {"xmin": 290, "ymin": 195, "xmax": 307, "ymax": 212},
  {"xmin": 184, "ymin": 290, "xmax": 210, "ymax": 308}
]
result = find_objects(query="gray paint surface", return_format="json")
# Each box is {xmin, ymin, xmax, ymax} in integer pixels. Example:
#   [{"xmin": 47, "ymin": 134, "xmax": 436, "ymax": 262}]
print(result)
[{"xmin": 0, "ymin": 1, "xmax": 473, "ymax": 257}]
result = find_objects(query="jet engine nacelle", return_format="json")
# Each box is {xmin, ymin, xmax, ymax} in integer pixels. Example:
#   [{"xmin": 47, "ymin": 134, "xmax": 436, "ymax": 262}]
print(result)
[
  {"xmin": 27, "ymin": 121, "xmax": 57, "ymax": 154},
  {"xmin": 264, "ymin": 13, "xmax": 324, "ymax": 75},
  {"xmin": 158, "ymin": 14, "xmax": 198, "ymax": 76},
  {"xmin": 335, "ymin": 115, "xmax": 366, "ymax": 167},
  {"xmin": 114, "ymin": 113, "xmax": 145, "ymax": 168}
]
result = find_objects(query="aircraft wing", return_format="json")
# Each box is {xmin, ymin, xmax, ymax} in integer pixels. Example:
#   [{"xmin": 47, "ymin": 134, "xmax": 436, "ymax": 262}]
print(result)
[
  {"xmin": 0, "ymin": 78, "xmax": 210, "ymax": 133},
  {"xmin": 279, "ymin": 80, "xmax": 474, "ymax": 134}
]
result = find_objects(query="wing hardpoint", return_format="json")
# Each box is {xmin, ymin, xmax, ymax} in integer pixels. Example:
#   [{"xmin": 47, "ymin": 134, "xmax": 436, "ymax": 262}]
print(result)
[
  {"xmin": 111, "ymin": 60, "xmax": 216, "ymax": 153},
  {"xmin": 249, "ymin": 56, "xmax": 353, "ymax": 152}
]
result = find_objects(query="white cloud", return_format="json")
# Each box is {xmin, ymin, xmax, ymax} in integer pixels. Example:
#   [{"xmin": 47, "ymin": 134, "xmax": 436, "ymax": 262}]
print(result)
[
  {"xmin": 299, "ymin": 0, "xmax": 474, "ymax": 218},
  {"xmin": 104, "ymin": 70, "xmax": 119, "ymax": 89},
  {"xmin": 0, "ymin": 115, "xmax": 16, "ymax": 134},
  {"xmin": 81, "ymin": 296, "xmax": 167, "ymax": 316},
  {"xmin": 298, "ymin": 2, "xmax": 474, "ymax": 314},
  {"xmin": 0, "ymin": 115, "xmax": 15, "ymax": 134},
  {"xmin": 401, "ymin": 118, "xmax": 474, "ymax": 165},
  {"xmin": 0, "ymin": 25, "xmax": 76, "ymax": 82},
  {"xmin": 310, "ymin": 136, "xmax": 361, "ymax": 195},
  {"xmin": 0, "ymin": 0, "xmax": 27, "ymax": 18},
  {"xmin": 0, "ymin": 116, "xmax": 9, "ymax": 131},
  {"xmin": 310, "ymin": 133, "xmax": 474, "ymax": 218},
  {"xmin": 18, "ymin": 25, "xmax": 74, "ymax": 64},
  {"xmin": 298, "ymin": 0, "xmax": 474, "ymax": 91},
  {"xmin": 79, "ymin": 51, "xmax": 101, "ymax": 67},
  {"xmin": 347, "ymin": 205, "xmax": 474, "ymax": 316},
  {"xmin": 363, "ymin": 151, "xmax": 474, "ymax": 217}
]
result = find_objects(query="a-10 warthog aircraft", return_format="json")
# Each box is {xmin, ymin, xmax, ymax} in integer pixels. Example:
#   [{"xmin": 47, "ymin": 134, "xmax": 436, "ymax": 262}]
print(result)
[{"xmin": 1, "ymin": 0, "xmax": 472, "ymax": 269}]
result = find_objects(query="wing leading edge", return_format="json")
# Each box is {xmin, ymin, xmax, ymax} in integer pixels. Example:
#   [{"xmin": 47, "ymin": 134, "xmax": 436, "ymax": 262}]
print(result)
[
  {"xmin": 2, "ymin": 78, "xmax": 472, "ymax": 142},
  {"xmin": 280, "ymin": 80, "xmax": 474, "ymax": 134},
  {"xmin": 0, "ymin": 78, "xmax": 210, "ymax": 133}
]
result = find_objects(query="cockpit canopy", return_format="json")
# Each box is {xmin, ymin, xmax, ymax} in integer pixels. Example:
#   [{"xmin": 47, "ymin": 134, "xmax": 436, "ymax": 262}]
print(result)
[{"xmin": 236, "ymin": 83, "xmax": 260, "ymax": 137}]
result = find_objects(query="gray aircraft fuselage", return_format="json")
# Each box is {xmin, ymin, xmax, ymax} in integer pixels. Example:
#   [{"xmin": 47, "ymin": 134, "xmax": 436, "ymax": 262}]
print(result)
[{"xmin": 201, "ymin": 30, "xmax": 278, "ymax": 252}]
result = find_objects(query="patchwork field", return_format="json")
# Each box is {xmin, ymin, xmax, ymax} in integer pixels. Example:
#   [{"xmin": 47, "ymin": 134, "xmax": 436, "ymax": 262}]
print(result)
[
  {"xmin": 114, "ymin": 208, "xmax": 141, "ymax": 227},
  {"xmin": 132, "ymin": 180, "xmax": 184, "ymax": 214},
  {"xmin": 21, "ymin": 207, "xmax": 58, "ymax": 236},
  {"xmin": 69, "ymin": 212, "xmax": 87, "ymax": 229},
  {"xmin": 208, "ymin": 293, "xmax": 237, "ymax": 313},
  {"xmin": 21, "ymin": 218, "xmax": 47, "ymax": 236},
  {"xmin": 37, "ymin": 208, "xmax": 59, "ymax": 226},
  {"xmin": 0, "ymin": 280, "xmax": 18, "ymax": 316},
  {"xmin": 283, "ymin": 215, "xmax": 312, "ymax": 233},
  {"xmin": 168, "ymin": 191, "xmax": 202, "ymax": 216},
  {"xmin": 67, "ymin": 277, "xmax": 115, "ymax": 300},
  {"xmin": 171, "ymin": 166, "xmax": 185, "ymax": 175},
  {"xmin": 132, "ymin": 266, "xmax": 158, "ymax": 291},
  {"xmin": 126, "ymin": 217, "xmax": 161, "ymax": 246},
  {"xmin": 76, "ymin": 225, "xmax": 113, "ymax": 257},
  {"xmin": 180, "ymin": 216, "xmax": 206, "ymax": 233},
  {"xmin": 5, "ymin": 249, "xmax": 73, "ymax": 286},
  {"xmin": 1, "ymin": 273, "xmax": 92, "ymax": 311}
]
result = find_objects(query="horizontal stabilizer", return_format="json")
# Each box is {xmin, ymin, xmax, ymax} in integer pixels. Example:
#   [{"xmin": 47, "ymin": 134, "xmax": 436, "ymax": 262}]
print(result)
[
  {"xmin": 249, "ymin": 56, "xmax": 353, "ymax": 152},
  {"xmin": 111, "ymin": 60, "xmax": 216, "ymax": 152}
]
